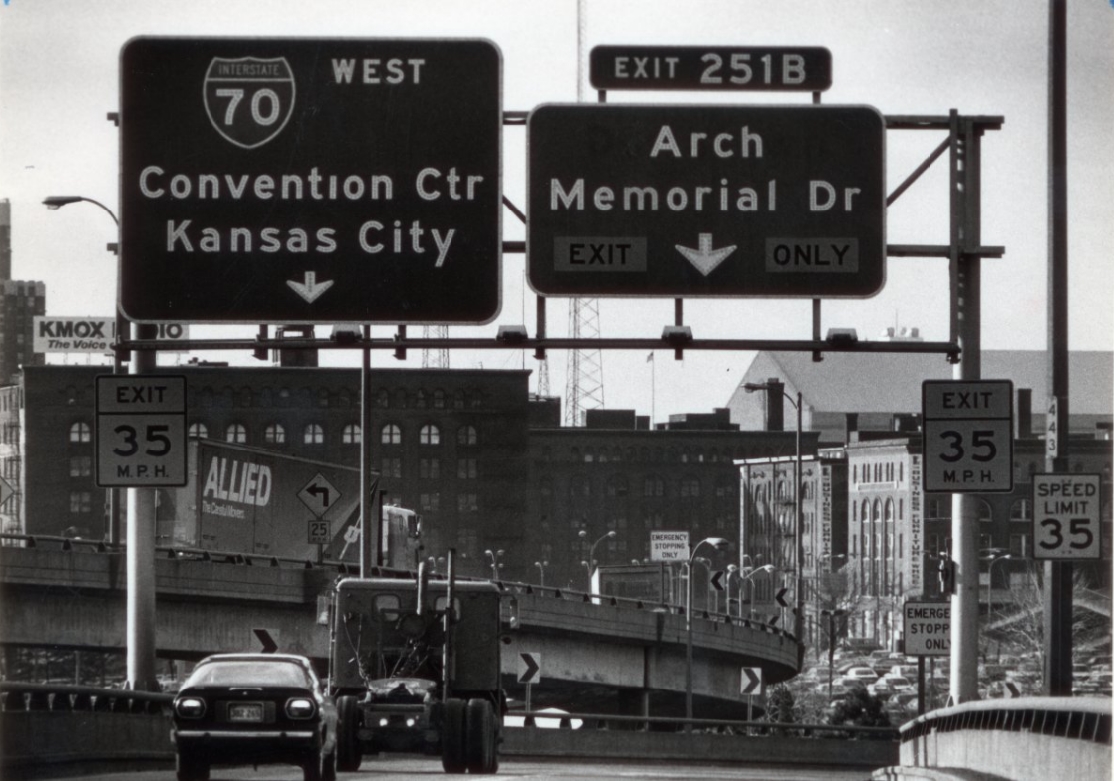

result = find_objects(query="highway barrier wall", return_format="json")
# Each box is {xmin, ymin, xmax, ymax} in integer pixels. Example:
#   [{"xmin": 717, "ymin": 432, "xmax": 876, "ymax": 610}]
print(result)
[{"xmin": 882, "ymin": 697, "xmax": 1111, "ymax": 781}]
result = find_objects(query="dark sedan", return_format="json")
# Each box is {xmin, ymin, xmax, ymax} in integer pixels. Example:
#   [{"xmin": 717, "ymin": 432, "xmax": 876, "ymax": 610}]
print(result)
[{"xmin": 172, "ymin": 653, "xmax": 337, "ymax": 781}]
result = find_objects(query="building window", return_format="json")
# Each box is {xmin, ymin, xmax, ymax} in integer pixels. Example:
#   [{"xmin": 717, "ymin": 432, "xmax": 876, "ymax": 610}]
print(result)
[
  {"xmin": 457, "ymin": 425, "xmax": 477, "ymax": 446},
  {"xmin": 264, "ymin": 423, "xmax": 286, "ymax": 444},
  {"xmin": 457, "ymin": 458, "xmax": 477, "ymax": 479},
  {"xmin": 420, "ymin": 458, "xmax": 441, "ymax": 479},
  {"xmin": 1009, "ymin": 533, "xmax": 1030, "ymax": 557},
  {"xmin": 375, "ymin": 389, "xmax": 389, "ymax": 408},
  {"xmin": 457, "ymin": 493, "xmax": 478, "ymax": 513},
  {"xmin": 420, "ymin": 492, "xmax": 441, "ymax": 512},
  {"xmin": 1010, "ymin": 499, "xmax": 1031, "ymax": 521},
  {"xmin": 381, "ymin": 457, "xmax": 402, "ymax": 478},
  {"xmin": 381, "ymin": 424, "xmax": 402, "ymax": 445},
  {"xmin": 188, "ymin": 423, "xmax": 209, "ymax": 439},
  {"xmin": 225, "ymin": 423, "xmax": 247, "ymax": 444},
  {"xmin": 69, "ymin": 422, "xmax": 91, "ymax": 444},
  {"xmin": 317, "ymin": 388, "xmax": 330, "ymax": 407},
  {"xmin": 607, "ymin": 475, "xmax": 628, "ymax": 497},
  {"xmin": 342, "ymin": 424, "xmax": 361, "ymax": 444},
  {"xmin": 69, "ymin": 455, "xmax": 92, "ymax": 477},
  {"xmin": 453, "ymin": 390, "xmax": 465, "ymax": 409},
  {"xmin": 680, "ymin": 477, "xmax": 700, "ymax": 498},
  {"xmin": 420, "ymin": 424, "xmax": 441, "ymax": 446},
  {"xmin": 433, "ymin": 389, "xmax": 445, "ymax": 409},
  {"xmin": 303, "ymin": 423, "xmax": 324, "ymax": 445},
  {"xmin": 69, "ymin": 490, "xmax": 92, "ymax": 514},
  {"xmin": 644, "ymin": 475, "xmax": 665, "ymax": 498}
]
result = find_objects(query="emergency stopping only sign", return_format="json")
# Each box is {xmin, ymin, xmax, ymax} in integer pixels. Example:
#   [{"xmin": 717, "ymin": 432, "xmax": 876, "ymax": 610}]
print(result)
[
  {"xmin": 526, "ymin": 104, "xmax": 884, "ymax": 298},
  {"xmin": 119, "ymin": 38, "xmax": 502, "ymax": 324},
  {"xmin": 650, "ymin": 531, "xmax": 690, "ymax": 562},
  {"xmin": 903, "ymin": 601, "xmax": 951, "ymax": 656}
]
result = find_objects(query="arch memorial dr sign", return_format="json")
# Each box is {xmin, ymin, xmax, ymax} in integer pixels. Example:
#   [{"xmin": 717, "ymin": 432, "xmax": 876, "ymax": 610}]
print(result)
[
  {"xmin": 119, "ymin": 37, "xmax": 502, "ymax": 324},
  {"xmin": 526, "ymin": 102, "xmax": 885, "ymax": 298}
]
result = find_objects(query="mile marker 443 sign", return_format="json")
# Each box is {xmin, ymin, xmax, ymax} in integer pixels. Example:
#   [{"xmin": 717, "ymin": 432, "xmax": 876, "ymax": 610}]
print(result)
[
  {"xmin": 527, "ymin": 104, "xmax": 884, "ymax": 298},
  {"xmin": 120, "ymin": 37, "xmax": 502, "ymax": 324}
]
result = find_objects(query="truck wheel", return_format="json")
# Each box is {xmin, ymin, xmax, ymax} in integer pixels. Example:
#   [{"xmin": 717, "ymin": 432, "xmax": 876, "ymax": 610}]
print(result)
[
  {"xmin": 336, "ymin": 695, "xmax": 363, "ymax": 772},
  {"xmin": 176, "ymin": 750, "xmax": 210, "ymax": 781},
  {"xmin": 441, "ymin": 698, "xmax": 467, "ymax": 774},
  {"xmin": 466, "ymin": 698, "xmax": 498, "ymax": 774}
]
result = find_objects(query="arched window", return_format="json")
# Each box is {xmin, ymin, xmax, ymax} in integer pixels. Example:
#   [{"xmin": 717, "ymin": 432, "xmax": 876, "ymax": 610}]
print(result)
[
  {"xmin": 263, "ymin": 423, "xmax": 285, "ymax": 445},
  {"xmin": 342, "ymin": 424, "xmax": 361, "ymax": 444},
  {"xmin": 381, "ymin": 424, "xmax": 401, "ymax": 445},
  {"xmin": 643, "ymin": 475, "xmax": 665, "ymax": 498},
  {"xmin": 375, "ymin": 389, "xmax": 389, "ymax": 408},
  {"xmin": 861, "ymin": 501, "xmax": 871, "ymax": 522},
  {"xmin": 225, "ymin": 423, "xmax": 247, "ymax": 444},
  {"xmin": 453, "ymin": 390, "xmax": 465, "ymax": 409},
  {"xmin": 884, "ymin": 498, "xmax": 895, "ymax": 523},
  {"xmin": 303, "ymin": 423, "xmax": 324, "ymax": 445},
  {"xmin": 416, "ymin": 390, "xmax": 428, "ymax": 409},
  {"xmin": 188, "ymin": 422, "xmax": 209, "ymax": 439},
  {"xmin": 317, "ymin": 388, "xmax": 330, "ymax": 408},
  {"xmin": 238, "ymin": 387, "xmax": 252, "ymax": 407},
  {"xmin": 69, "ymin": 422, "xmax": 91, "ymax": 443},
  {"xmin": 420, "ymin": 424, "xmax": 441, "ymax": 446},
  {"xmin": 433, "ymin": 389, "xmax": 445, "ymax": 409},
  {"xmin": 607, "ymin": 475, "xmax": 629, "ymax": 497},
  {"xmin": 457, "ymin": 425, "xmax": 477, "ymax": 446},
  {"xmin": 977, "ymin": 500, "xmax": 993, "ymax": 523}
]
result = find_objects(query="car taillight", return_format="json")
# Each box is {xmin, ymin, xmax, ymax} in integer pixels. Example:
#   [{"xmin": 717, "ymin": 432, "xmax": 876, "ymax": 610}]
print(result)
[
  {"xmin": 175, "ymin": 697, "xmax": 206, "ymax": 718},
  {"xmin": 285, "ymin": 697, "xmax": 316, "ymax": 719}
]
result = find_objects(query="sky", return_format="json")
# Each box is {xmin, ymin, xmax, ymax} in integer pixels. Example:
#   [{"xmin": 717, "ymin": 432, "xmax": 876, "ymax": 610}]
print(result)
[{"xmin": 1, "ymin": 0, "xmax": 1111, "ymax": 424}]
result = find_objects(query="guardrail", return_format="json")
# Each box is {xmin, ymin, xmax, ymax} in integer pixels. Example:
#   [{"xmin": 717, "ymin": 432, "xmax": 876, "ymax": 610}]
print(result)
[
  {"xmin": 885, "ymin": 697, "xmax": 1112, "ymax": 781},
  {"xmin": 0, "ymin": 682, "xmax": 896, "ymax": 773}
]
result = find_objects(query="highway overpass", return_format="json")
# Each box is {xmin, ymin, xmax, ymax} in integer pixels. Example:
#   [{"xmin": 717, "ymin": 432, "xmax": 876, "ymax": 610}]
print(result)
[{"xmin": 0, "ymin": 541, "xmax": 801, "ymax": 718}]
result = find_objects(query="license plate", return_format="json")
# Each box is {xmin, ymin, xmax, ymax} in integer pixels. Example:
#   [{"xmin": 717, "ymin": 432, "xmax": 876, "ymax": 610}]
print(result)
[{"xmin": 228, "ymin": 702, "xmax": 263, "ymax": 722}]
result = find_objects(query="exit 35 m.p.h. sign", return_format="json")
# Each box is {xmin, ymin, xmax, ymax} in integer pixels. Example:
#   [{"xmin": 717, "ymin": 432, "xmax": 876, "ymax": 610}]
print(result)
[{"xmin": 527, "ymin": 104, "xmax": 884, "ymax": 298}]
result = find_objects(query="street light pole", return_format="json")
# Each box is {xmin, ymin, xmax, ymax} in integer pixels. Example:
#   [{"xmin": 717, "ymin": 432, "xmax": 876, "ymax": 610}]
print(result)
[
  {"xmin": 484, "ymin": 548, "xmax": 503, "ymax": 581},
  {"xmin": 579, "ymin": 530, "xmax": 617, "ymax": 590},
  {"xmin": 987, "ymin": 553, "xmax": 1011, "ymax": 620},
  {"xmin": 685, "ymin": 537, "xmax": 729, "ymax": 729},
  {"xmin": 534, "ymin": 560, "xmax": 547, "ymax": 587}
]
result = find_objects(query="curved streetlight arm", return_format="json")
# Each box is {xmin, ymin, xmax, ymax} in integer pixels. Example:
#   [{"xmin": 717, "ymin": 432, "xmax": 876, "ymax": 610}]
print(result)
[{"xmin": 43, "ymin": 196, "xmax": 119, "ymax": 226}]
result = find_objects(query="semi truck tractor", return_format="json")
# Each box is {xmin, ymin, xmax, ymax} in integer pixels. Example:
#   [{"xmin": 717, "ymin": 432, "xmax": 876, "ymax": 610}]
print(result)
[
  {"xmin": 155, "ymin": 440, "xmax": 422, "ymax": 567},
  {"xmin": 330, "ymin": 559, "xmax": 503, "ymax": 774}
]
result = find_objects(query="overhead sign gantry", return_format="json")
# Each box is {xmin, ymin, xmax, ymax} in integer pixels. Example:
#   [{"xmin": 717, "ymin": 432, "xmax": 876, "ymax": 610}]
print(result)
[{"xmin": 119, "ymin": 37, "xmax": 503, "ymax": 324}]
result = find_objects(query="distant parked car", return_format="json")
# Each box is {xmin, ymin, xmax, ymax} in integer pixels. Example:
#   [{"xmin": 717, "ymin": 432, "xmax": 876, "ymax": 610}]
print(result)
[
  {"xmin": 884, "ymin": 675, "xmax": 914, "ymax": 693},
  {"xmin": 843, "ymin": 666, "xmax": 880, "ymax": 685},
  {"xmin": 172, "ymin": 653, "xmax": 337, "ymax": 781}
]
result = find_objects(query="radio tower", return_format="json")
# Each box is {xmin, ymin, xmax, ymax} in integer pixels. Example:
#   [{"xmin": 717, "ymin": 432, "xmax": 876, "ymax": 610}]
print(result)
[
  {"xmin": 563, "ymin": 0, "xmax": 605, "ymax": 426},
  {"xmin": 422, "ymin": 326, "xmax": 449, "ymax": 368}
]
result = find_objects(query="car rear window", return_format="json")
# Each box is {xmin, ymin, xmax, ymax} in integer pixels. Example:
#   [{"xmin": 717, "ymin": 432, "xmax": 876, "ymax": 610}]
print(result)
[{"xmin": 185, "ymin": 660, "xmax": 309, "ymax": 688}]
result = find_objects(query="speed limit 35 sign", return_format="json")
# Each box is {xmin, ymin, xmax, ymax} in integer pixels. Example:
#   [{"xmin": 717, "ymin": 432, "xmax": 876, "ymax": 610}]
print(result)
[
  {"xmin": 1033, "ymin": 474, "xmax": 1103, "ymax": 560},
  {"xmin": 96, "ymin": 375, "xmax": 187, "ymax": 487},
  {"xmin": 922, "ymin": 380, "xmax": 1013, "ymax": 493}
]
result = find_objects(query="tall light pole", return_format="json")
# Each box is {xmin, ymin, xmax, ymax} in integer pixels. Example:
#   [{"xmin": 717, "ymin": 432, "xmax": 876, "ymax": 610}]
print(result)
[
  {"xmin": 44, "ymin": 194, "xmax": 158, "ymax": 692},
  {"xmin": 43, "ymin": 196, "xmax": 124, "ymax": 543},
  {"xmin": 685, "ymin": 536, "xmax": 729, "ymax": 728},
  {"xmin": 484, "ymin": 548, "xmax": 503, "ymax": 581},
  {"xmin": 534, "ymin": 560, "xmax": 547, "ymax": 587},
  {"xmin": 744, "ymin": 382, "xmax": 804, "ymax": 645},
  {"xmin": 986, "ymin": 553, "xmax": 1012, "ymax": 620},
  {"xmin": 579, "ymin": 529, "xmax": 617, "ymax": 588},
  {"xmin": 742, "ymin": 564, "xmax": 776, "ymax": 619}
]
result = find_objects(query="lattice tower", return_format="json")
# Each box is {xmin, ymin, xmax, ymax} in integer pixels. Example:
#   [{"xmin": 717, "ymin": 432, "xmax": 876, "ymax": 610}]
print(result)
[{"xmin": 421, "ymin": 325, "xmax": 449, "ymax": 368}]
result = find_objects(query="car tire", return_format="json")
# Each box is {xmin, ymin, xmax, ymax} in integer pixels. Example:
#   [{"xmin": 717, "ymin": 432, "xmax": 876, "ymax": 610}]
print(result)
[
  {"xmin": 176, "ymin": 750, "xmax": 210, "ymax": 781},
  {"xmin": 465, "ymin": 697, "xmax": 498, "ymax": 774},
  {"xmin": 441, "ymin": 698, "xmax": 467, "ymax": 774},
  {"xmin": 323, "ymin": 740, "xmax": 338, "ymax": 781},
  {"xmin": 336, "ymin": 694, "xmax": 362, "ymax": 772},
  {"xmin": 303, "ymin": 748, "xmax": 326, "ymax": 781}
]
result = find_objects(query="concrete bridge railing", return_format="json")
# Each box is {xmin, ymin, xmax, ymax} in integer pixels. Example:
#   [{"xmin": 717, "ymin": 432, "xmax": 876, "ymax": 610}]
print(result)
[{"xmin": 876, "ymin": 696, "xmax": 1112, "ymax": 781}]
